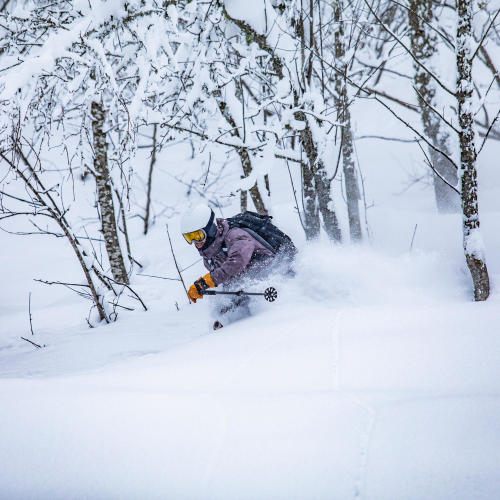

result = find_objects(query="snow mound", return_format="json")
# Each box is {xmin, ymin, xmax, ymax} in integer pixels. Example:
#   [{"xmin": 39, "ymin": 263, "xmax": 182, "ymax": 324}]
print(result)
[{"xmin": 286, "ymin": 242, "xmax": 470, "ymax": 308}]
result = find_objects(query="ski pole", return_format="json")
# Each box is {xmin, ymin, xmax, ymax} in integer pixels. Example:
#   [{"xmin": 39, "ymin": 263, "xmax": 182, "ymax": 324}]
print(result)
[{"xmin": 201, "ymin": 286, "xmax": 278, "ymax": 302}]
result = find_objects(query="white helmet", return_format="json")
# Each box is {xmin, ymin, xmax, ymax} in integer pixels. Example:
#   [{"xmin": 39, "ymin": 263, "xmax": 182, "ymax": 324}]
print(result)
[{"xmin": 180, "ymin": 204, "xmax": 217, "ymax": 244}]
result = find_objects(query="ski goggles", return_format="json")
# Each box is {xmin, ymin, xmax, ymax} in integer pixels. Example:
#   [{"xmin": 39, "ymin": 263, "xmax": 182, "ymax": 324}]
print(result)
[{"xmin": 183, "ymin": 229, "xmax": 206, "ymax": 244}]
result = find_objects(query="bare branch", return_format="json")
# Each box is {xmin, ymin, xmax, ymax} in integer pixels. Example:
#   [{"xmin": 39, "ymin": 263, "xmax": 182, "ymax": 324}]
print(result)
[
  {"xmin": 21, "ymin": 336, "xmax": 43, "ymax": 349},
  {"xmin": 356, "ymin": 135, "xmax": 418, "ymax": 143},
  {"xmin": 166, "ymin": 224, "xmax": 190, "ymax": 304},
  {"xmin": 416, "ymin": 140, "xmax": 459, "ymax": 194},
  {"xmin": 137, "ymin": 273, "xmax": 181, "ymax": 282},
  {"xmin": 471, "ymin": 8, "xmax": 500, "ymax": 61},
  {"xmin": 362, "ymin": 0, "xmax": 456, "ymax": 96},
  {"xmin": 388, "ymin": 0, "xmax": 455, "ymax": 49},
  {"xmin": 412, "ymin": 85, "xmax": 460, "ymax": 134},
  {"xmin": 28, "ymin": 292, "xmax": 34, "ymax": 336},
  {"xmin": 370, "ymin": 95, "xmax": 459, "ymax": 170},
  {"xmin": 477, "ymin": 107, "xmax": 500, "ymax": 155}
]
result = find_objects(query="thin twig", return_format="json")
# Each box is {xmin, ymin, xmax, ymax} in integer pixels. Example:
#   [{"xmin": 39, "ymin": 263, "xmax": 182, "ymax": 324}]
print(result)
[
  {"xmin": 164, "ymin": 124, "xmax": 305, "ymax": 166},
  {"xmin": 409, "ymin": 224, "xmax": 418, "ymax": 252},
  {"xmin": 356, "ymin": 135, "xmax": 418, "ymax": 143},
  {"xmin": 0, "ymin": 0, "xmax": 12, "ymax": 13},
  {"xmin": 180, "ymin": 258, "xmax": 203, "ymax": 272},
  {"xmin": 34, "ymin": 279, "xmax": 93, "ymax": 300},
  {"xmin": 412, "ymin": 84, "xmax": 460, "ymax": 134},
  {"xmin": 202, "ymin": 152, "xmax": 212, "ymax": 187},
  {"xmin": 108, "ymin": 302, "xmax": 134, "ymax": 311},
  {"xmin": 364, "ymin": 87, "xmax": 418, "ymax": 112},
  {"xmin": 387, "ymin": 0, "xmax": 455, "ymax": 49},
  {"xmin": 137, "ymin": 273, "xmax": 181, "ymax": 281},
  {"xmin": 115, "ymin": 187, "xmax": 142, "ymax": 269},
  {"xmin": 415, "ymin": 140, "xmax": 459, "ymax": 194},
  {"xmin": 166, "ymin": 224, "xmax": 191, "ymax": 303},
  {"xmin": 478, "ymin": 45, "xmax": 500, "ymax": 88},
  {"xmin": 375, "ymin": 98, "xmax": 460, "ymax": 171},
  {"xmin": 286, "ymin": 159, "xmax": 306, "ymax": 232},
  {"xmin": 28, "ymin": 292, "xmax": 34, "ymax": 336},
  {"xmin": 477, "ymin": 108, "xmax": 500, "ymax": 155},
  {"xmin": 471, "ymin": 8, "xmax": 500, "ymax": 61},
  {"xmin": 21, "ymin": 337, "xmax": 43, "ymax": 349},
  {"xmin": 34, "ymin": 279, "xmax": 90, "ymax": 287},
  {"xmin": 106, "ymin": 276, "xmax": 148, "ymax": 311},
  {"xmin": 331, "ymin": 127, "xmax": 343, "ymax": 182},
  {"xmin": 362, "ymin": 0, "xmax": 456, "ymax": 96}
]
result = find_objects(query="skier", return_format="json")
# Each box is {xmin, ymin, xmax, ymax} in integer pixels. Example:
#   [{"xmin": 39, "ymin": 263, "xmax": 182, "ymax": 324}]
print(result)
[{"xmin": 180, "ymin": 204, "xmax": 294, "ymax": 328}]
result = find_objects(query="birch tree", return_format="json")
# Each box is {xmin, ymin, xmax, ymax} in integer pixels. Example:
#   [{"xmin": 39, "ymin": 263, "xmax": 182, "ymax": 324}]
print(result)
[
  {"xmin": 0, "ymin": 0, "xmax": 173, "ymax": 320},
  {"xmin": 222, "ymin": 0, "xmax": 343, "ymax": 241},
  {"xmin": 456, "ymin": 0, "xmax": 490, "ymax": 301},
  {"xmin": 408, "ymin": 0, "xmax": 460, "ymax": 213},
  {"xmin": 0, "ymin": 0, "xmax": 176, "ymax": 285},
  {"xmin": 91, "ymin": 100, "xmax": 129, "ymax": 284},
  {"xmin": 333, "ymin": 0, "xmax": 363, "ymax": 241}
]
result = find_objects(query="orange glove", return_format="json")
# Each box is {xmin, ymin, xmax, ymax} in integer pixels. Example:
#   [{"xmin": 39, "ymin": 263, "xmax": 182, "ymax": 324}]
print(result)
[
  {"xmin": 188, "ymin": 273, "xmax": 216, "ymax": 303},
  {"xmin": 188, "ymin": 284, "xmax": 202, "ymax": 303}
]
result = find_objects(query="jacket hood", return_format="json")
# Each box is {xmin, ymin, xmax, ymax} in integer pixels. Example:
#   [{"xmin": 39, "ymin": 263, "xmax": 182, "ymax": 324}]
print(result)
[{"xmin": 198, "ymin": 218, "xmax": 228, "ymax": 259}]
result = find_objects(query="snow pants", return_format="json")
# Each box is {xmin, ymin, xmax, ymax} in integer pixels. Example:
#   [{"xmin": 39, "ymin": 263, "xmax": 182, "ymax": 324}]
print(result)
[{"xmin": 212, "ymin": 250, "xmax": 295, "ymax": 325}]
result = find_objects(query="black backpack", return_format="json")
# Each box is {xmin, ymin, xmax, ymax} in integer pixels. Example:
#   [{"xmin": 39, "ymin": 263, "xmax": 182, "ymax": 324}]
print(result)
[{"xmin": 227, "ymin": 211, "xmax": 297, "ymax": 257}]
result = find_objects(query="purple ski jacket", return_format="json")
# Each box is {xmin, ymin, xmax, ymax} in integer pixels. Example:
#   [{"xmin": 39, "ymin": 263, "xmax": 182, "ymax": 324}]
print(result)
[{"xmin": 198, "ymin": 218, "xmax": 274, "ymax": 286}]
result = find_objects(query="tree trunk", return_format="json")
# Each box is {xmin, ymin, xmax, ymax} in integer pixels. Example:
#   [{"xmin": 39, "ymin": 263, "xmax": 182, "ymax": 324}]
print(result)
[
  {"xmin": 91, "ymin": 100, "xmax": 129, "ymax": 285},
  {"xmin": 456, "ymin": 0, "xmax": 489, "ymax": 301},
  {"xmin": 313, "ymin": 163, "xmax": 342, "ymax": 242},
  {"xmin": 338, "ymin": 117, "xmax": 362, "ymax": 242},
  {"xmin": 301, "ymin": 156, "xmax": 321, "ymax": 240},
  {"xmin": 224, "ymin": 7, "xmax": 339, "ymax": 239},
  {"xmin": 409, "ymin": 0, "xmax": 460, "ymax": 213},
  {"xmin": 295, "ymin": 6, "xmax": 340, "ymax": 241},
  {"xmin": 144, "ymin": 123, "xmax": 157, "ymax": 235},
  {"xmin": 214, "ymin": 89, "xmax": 268, "ymax": 215},
  {"xmin": 240, "ymin": 188, "xmax": 248, "ymax": 213},
  {"xmin": 334, "ymin": 0, "xmax": 362, "ymax": 242},
  {"xmin": 296, "ymin": 115, "xmax": 331, "ymax": 240},
  {"xmin": 239, "ymin": 146, "xmax": 269, "ymax": 215}
]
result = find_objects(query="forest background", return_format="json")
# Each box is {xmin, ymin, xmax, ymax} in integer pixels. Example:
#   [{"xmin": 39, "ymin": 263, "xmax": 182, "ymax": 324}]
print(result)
[{"xmin": 0, "ymin": 1, "xmax": 500, "ymax": 498}]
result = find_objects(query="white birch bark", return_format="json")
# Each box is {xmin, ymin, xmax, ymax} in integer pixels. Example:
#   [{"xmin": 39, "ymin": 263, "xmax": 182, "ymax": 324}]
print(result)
[
  {"xmin": 334, "ymin": 0, "xmax": 362, "ymax": 241},
  {"xmin": 223, "ymin": 1, "xmax": 339, "ymax": 241},
  {"xmin": 91, "ymin": 100, "xmax": 129, "ymax": 285},
  {"xmin": 408, "ymin": 0, "xmax": 460, "ymax": 213},
  {"xmin": 456, "ymin": 0, "xmax": 489, "ymax": 301}
]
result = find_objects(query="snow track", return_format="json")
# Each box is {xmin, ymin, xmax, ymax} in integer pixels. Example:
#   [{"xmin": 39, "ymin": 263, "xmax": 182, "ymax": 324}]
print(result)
[
  {"xmin": 1, "ymin": 297, "xmax": 500, "ymax": 498},
  {"xmin": 330, "ymin": 310, "xmax": 377, "ymax": 500},
  {"xmin": 352, "ymin": 401, "xmax": 377, "ymax": 500}
]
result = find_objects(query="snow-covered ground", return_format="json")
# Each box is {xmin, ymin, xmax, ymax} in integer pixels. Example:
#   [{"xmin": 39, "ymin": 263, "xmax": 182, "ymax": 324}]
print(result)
[
  {"xmin": 2, "ymin": 223, "xmax": 500, "ymax": 499},
  {"xmin": 1, "ymin": 94, "xmax": 500, "ymax": 500}
]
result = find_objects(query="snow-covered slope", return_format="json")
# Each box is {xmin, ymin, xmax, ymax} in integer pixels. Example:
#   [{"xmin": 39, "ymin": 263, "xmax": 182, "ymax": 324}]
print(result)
[
  {"xmin": 1, "ymin": 54, "xmax": 500, "ymax": 499},
  {"xmin": 1, "ymin": 232, "xmax": 500, "ymax": 499}
]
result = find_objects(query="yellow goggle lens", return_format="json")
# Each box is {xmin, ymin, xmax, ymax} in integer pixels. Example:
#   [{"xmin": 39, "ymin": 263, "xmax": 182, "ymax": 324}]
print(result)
[{"xmin": 183, "ymin": 229, "xmax": 206, "ymax": 244}]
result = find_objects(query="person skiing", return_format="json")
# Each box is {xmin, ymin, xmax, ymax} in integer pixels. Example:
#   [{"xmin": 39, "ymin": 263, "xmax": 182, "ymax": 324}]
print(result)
[{"xmin": 180, "ymin": 204, "xmax": 294, "ymax": 328}]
